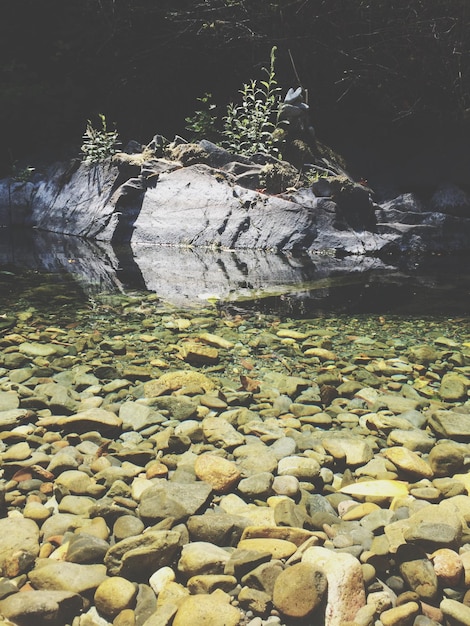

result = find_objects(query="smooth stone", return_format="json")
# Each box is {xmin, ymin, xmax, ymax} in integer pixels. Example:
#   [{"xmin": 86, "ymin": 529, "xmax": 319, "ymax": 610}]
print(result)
[
  {"xmin": 302, "ymin": 546, "xmax": 366, "ymax": 626},
  {"xmin": 440, "ymin": 598, "xmax": 470, "ymax": 624},
  {"xmin": 241, "ymin": 560, "xmax": 284, "ymax": 596},
  {"xmin": 23, "ymin": 500, "xmax": 52, "ymax": 523},
  {"xmin": 408, "ymin": 344, "xmax": 439, "ymax": 365},
  {"xmin": 398, "ymin": 547, "xmax": 439, "ymax": 601},
  {"xmin": 119, "ymin": 401, "xmax": 164, "ymax": 432},
  {"xmin": 223, "ymin": 548, "xmax": 271, "ymax": 579},
  {"xmin": 139, "ymin": 481, "xmax": 212, "ymax": 525},
  {"xmin": 41, "ymin": 513, "xmax": 82, "ymax": 542},
  {"xmin": 404, "ymin": 504, "xmax": 462, "ymax": 548},
  {"xmin": 341, "ymin": 502, "xmax": 380, "ymax": 521},
  {"xmin": 187, "ymin": 574, "xmax": 237, "ymax": 594},
  {"xmin": 172, "ymin": 591, "xmax": 241, "ymax": 626},
  {"xmin": 0, "ymin": 590, "xmax": 84, "ymax": 625},
  {"xmin": 382, "ymin": 447, "xmax": 433, "ymax": 478},
  {"xmin": 233, "ymin": 443, "xmax": 278, "ymax": 476},
  {"xmin": 54, "ymin": 469, "xmax": 104, "ymax": 497},
  {"xmin": 321, "ymin": 435, "xmax": 373, "ymax": 466},
  {"xmin": 135, "ymin": 583, "xmax": 158, "ymax": 625},
  {"xmin": 187, "ymin": 512, "xmax": 251, "ymax": 546},
  {"xmin": 66, "ymin": 533, "xmax": 110, "ymax": 564},
  {"xmin": 58, "ymin": 495, "xmax": 96, "ymax": 516},
  {"xmin": 105, "ymin": 530, "xmax": 181, "ymax": 579},
  {"xmin": 0, "ymin": 517, "xmax": 40, "ymax": 570},
  {"xmin": 240, "ymin": 525, "xmax": 317, "ymax": 547},
  {"xmin": 177, "ymin": 542, "xmax": 231, "ymax": 578},
  {"xmin": 155, "ymin": 580, "xmax": 188, "ymax": 608},
  {"xmin": 113, "ymin": 608, "xmax": 136, "ymax": 626},
  {"xmin": 0, "ymin": 391, "xmax": 19, "ymax": 411},
  {"xmin": 277, "ymin": 456, "xmax": 320, "ymax": 481},
  {"xmin": 272, "ymin": 562, "xmax": 327, "ymax": 618},
  {"xmin": 149, "ymin": 566, "xmax": 176, "ymax": 595},
  {"xmin": 194, "ymin": 454, "xmax": 241, "ymax": 493},
  {"xmin": 113, "ymin": 515, "xmax": 145, "ymax": 541},
  {"xmin": 0, "ymin": 409, "xmax": 30, "ymax": 430},
  {"xmin": 428, "ymin": 410, "xmax": 470, "ymax": 441},
  {"xmin": 94, "ymin": 576, "xmax": 137, "ymax": 619},
  {"xmin": 151, "ymin": 370, "xmax": 216, "ymax": 393},
  {"xmin": 237, "ymin": 538, "xmax": 297, "ymax": 559},
  {"xmin": 269, "ymin": 437, "xmax": 297, "ymax": 460},
  {"xmin": 202, "ymin": 417, "xmax": 245, "ymax": 449},
  {"xmin": 37, "ymin": 407, "xmax": 123, "ymax": 434},
  {"xmin": 28, "ymin": 561, "xmax": 107, "ymax": 594},
  {"xmin": 380, "ymin": 601, "xmax": 420, "ymax": 626},
  {"xmin": 271, "ymin": 475, "xmax": 300, "ymax": 498},
  {"xmin": 273, "ymin": 498, "xmax": 308, "ymax": 528},
  {"xmin": 439, "ymin": 373, "xmax": 468, "ymax": 402},
  {"xmin": 47, "ymin": 451, "xmax": 81, "ymax": 474},
  {"xmin": 386, "ymin": 429, "xmax": 435, "ymax": 453},
  {"xmin": 19, "ymin": 342, "xmax": 59, "ymax": 357},
  {"xmin": 428, "ymin": 442, "xmax": 466, "ymax": 477},
  {"xmin": 431, "ymin": 548, "xmax": 463, "ymax": 586},
  {"xmin": 238, "ymin": 472, "xmax": 274, "ymax": 499},
  {"xmin": 146, "ymin": 395, "xmax": 198, "ymax": 421}
]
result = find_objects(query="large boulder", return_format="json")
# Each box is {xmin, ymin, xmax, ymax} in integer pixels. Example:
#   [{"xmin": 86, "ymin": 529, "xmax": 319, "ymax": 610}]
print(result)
[{"xmin": 0, "ymin": 141, "xmax": 469, "ymax": 257}]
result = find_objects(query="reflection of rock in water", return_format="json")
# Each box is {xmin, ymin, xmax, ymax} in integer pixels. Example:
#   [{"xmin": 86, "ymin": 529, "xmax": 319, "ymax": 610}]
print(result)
[
  {"xmin": 0, "ymin": 228, "xmax": 126, "ymax": 295},
  {"xmin": 130, "ymin": 245, "xmax": 391, "ymax": 307},
  {"xmin": 1, "ymin": 228, "xmax": 468, "ymax": 314}
]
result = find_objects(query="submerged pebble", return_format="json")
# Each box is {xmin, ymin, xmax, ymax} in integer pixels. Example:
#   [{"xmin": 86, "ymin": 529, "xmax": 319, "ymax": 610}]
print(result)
[{"xmin": 0, "ymin": 288, "xmax": 469, "ymax": 625}]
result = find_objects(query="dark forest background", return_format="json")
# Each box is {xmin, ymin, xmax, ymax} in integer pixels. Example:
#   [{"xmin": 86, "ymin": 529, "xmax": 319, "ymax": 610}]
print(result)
[{"xmin": 1, "ymin": 0, "xmax": 470, "ymax": 190}]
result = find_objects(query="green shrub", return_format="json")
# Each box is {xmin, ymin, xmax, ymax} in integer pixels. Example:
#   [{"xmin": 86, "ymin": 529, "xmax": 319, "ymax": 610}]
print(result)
[
  {"xmin": 80, "ymin": 113, "xmax": 120, "ymax": 164},
  {"xmin": 185, "ymin": 93, "xmax": 219, "ymax": 142},
  {"xmin": 222, "ymin": 46, "xmax": 284, "ymax": 158}
]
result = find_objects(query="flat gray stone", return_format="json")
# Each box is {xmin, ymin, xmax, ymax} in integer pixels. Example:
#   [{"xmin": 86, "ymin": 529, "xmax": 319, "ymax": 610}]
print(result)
[
  {"xmin": 104, "ymin": 530, "xmax": 181, "ymax": 579},
  {"xmin": 139, "ymin": 481, "xmax": 213, "ymax": 525},
  {"xmin": 0, "ymin": 590, "xmax": 84, "ymax": 625}
]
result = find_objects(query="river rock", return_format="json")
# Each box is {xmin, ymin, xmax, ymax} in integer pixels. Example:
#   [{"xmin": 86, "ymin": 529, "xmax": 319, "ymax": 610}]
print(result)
[
  {"xmin": 172, "ymin": 590, "xmax": 241, "ymax": 626},
  {"xmin": 139, "ymin": 481, "xmax": 212, "ymax": 524},
  {"xmin": 439, "ymin": 373, "xmax": 468, "ymax": 402},
  {"xmin": 104, "ymin": 530, "xmax": 181, "ymax": 579},
  {"xmin": 194, "ymin": 454, "xmax": 241, "ymax": 493},
  {"xmin": 428, "ymin": 442, "xmax": 466, "ymax": 476},
  {"xmin": 94, "ymin": 576, "xmax": 137, "ymax": 618},
  {"xmin": 272, "ymin": 561, "xmax": 327, "ymax": 618},
  {"xmin": 0, "ymin": 517, "xmax": 40, "ymax": 571},
  {"xmin": 28, "ymin": 561, "xmax": 107, "ymax": 594},
  {"xmin": 187, "ymin": 511, "xmax": 250, "ymax": 546},
  {"xmin": 382, "ymin": 446, "xmax": 433, "ymax": 478},
  {"xmin": 177, "ymin": 542, "xmax": 231, "ymax": 578},
  {"xmin": 277, "ymin": 456, "xmax": 320, "ymax": 480},
  {"xmin": 428, "ymin": 409, "xmax": 470, "ymax": 441},
  {"xmin": 302, "ymin": 546, "xmax": 366, "ymax": 625},
  {"xmin": 0, "ymin": 590, "xmax": 84, "ymax": 625},
  {"xmin": 202, "ymin": 417, "xmax": 245, "ymax": 449},
  {"xmin": 65, "ymin": 533, "xmax": 110, "ymax": 564}
]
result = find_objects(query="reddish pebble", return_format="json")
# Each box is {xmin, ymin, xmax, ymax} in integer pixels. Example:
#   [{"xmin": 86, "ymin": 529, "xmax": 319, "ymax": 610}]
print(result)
[{"xmin": 431, "ymin": 548, "xmax": 463, "ymax": 586}]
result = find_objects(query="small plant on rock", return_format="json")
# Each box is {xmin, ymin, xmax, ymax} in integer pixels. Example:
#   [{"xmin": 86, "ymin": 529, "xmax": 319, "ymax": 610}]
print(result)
[
  {"xmin": 185, "ymin": 92, "xmax": 219, "ymax": 142},
  {"xmin": 11, "ymin": 162, "xmax": 35, "ymax": 182},
  {"xmin": 80, "ymin": 113, "xmax": 120, "ymax": 164},
  {"xmin": 222, "ymin": 46, "xmax": 284, "ymax": 158}
]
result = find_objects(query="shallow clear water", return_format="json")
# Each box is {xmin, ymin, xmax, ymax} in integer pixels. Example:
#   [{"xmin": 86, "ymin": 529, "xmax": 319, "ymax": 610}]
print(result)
[{"xmin": 1, "ymin": 228, "xmax": 470, "ymax": 319}]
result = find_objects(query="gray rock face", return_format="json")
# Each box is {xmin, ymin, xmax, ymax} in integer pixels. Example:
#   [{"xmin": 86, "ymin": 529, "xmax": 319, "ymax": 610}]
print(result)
[{"xmin": 3, "ymin": 143, "xmax": 468, "ymax": 258}]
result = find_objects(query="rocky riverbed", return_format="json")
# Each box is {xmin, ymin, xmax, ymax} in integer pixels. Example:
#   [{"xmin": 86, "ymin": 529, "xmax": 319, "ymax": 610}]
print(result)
[{"xmin": 0, "ymin": 285, "xmax": 470, "ymax": 626}]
